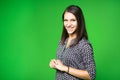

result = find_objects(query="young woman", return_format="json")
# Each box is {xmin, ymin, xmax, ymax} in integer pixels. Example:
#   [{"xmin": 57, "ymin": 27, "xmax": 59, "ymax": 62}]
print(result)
[{"xmin": 49, "ymin": 5, "xmax": 96, "ymax": 80}]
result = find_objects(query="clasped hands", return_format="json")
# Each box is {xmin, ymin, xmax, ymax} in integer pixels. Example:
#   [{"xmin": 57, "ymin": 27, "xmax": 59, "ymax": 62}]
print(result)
[{"xmin": 49, "ymin": 59, "xmax": 68, "ymax": 72}]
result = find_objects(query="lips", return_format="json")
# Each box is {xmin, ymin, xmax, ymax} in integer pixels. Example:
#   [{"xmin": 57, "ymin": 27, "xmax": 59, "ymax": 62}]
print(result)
[
  {"xmin": 66, "ymin": 28, "xmax": 74, "ymax": 33},
  {"xmin": 65, "ymin": 25, "xmax": 77, "ymax": 34},
  {"xmin": 67, "ymin": 29, "xmax": 73, "ymax": 32},
  {"xmin": 67, "ymin": 27, "xmax": 74, "ymax": 30}
]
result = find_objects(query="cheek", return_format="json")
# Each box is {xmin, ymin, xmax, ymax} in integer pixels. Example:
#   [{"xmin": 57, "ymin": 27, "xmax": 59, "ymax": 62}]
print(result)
[
  {"xmin": 74, "ymin": 22, "xmax": 78, "ymax": 26},
  {"xmin": 64, "ymin": 22, "xmax": 67, "ymax": 26},
  {"xmin": 73, "ymin": 23, "xmax": 77, "ymax": 28},
  {"xmin": 64, "ymin": 23, "xmax": 67, "ymax": 29}
]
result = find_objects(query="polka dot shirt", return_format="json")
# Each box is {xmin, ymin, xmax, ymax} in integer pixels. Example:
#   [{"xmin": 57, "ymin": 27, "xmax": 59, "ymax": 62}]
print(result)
[{"xmin": 56, "ymin": 38, "xmax": 96, "ymax": 80}]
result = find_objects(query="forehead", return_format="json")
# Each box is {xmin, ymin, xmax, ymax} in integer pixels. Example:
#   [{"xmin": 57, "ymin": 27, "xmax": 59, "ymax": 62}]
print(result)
[{"xmin": 64, "ymin": 12, "xmax": 76, "ymax": 19}]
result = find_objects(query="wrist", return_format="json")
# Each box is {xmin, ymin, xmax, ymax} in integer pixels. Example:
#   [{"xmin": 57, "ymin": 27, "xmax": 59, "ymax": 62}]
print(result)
[{"xmin": 63, "ymin": 65, "xmax": 69, "ymax": 73}]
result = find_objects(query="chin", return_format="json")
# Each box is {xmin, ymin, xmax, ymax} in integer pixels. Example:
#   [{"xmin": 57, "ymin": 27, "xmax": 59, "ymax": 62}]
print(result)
[{"xmin": 68, "ymin": 32, "xmax": 74, "ymax": 34}]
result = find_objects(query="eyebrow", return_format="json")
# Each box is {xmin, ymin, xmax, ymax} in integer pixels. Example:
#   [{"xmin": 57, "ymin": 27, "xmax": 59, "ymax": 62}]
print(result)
[{"xmin": 64, "ymin": 18, "xmax": 76, "ymax": 20}]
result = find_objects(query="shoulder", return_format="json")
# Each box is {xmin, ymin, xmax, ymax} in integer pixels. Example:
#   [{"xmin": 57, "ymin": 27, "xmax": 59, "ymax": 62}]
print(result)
[
  {"xmin": 77, "ymin": 38, "xmax": 93, "ymax": 50},
  {"xmin": 58, "ymin": 40, "xmax": 65, "ymax": 48}
]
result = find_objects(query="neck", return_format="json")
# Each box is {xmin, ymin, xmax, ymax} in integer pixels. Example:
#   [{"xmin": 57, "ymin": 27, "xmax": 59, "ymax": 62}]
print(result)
[{"xmin": 68, "ymin": 33, "xmax": 77, "ymax": 40}]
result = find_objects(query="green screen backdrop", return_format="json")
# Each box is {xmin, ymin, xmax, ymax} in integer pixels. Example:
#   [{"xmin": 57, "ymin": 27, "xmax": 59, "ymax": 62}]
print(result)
[{"xmin": 0, "ymin": 0, "xmax": 120, "ymax": 80}]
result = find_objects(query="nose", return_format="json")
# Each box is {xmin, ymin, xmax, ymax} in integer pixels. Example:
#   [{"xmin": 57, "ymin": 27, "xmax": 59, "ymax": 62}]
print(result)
[{"xmin": 66, "ymin": 21, "xmax": 72, "ymax": 27}]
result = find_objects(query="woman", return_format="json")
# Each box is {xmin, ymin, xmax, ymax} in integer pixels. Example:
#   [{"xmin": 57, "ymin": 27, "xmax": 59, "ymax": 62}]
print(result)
[{"xmin": 49, "ymin": 5, "xmax": 96, "ymax": 80}]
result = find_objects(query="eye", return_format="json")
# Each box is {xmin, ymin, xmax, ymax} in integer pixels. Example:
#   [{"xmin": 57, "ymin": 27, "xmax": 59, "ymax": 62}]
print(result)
[
  {"xmin": 71, "ymin": 19, "xmax": 76, "ymax": 21},
  {"xmin": 64, "ymin": 19, "xmax": 68, "ymax": 21}
]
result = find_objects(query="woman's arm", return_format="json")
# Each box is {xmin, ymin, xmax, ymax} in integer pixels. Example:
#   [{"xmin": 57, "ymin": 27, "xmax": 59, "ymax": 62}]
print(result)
[
  {"xmin": 54, "ymin": 60, "xmax": 91, "ymax": 80},
  {"xmin": 67, "ymin": 66, "xmax": 91, "ymax": 80}
]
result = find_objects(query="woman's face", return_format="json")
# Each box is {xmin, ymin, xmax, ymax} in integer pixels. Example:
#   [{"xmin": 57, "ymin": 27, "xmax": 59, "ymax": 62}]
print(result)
[{"xmin": 64, "ymin": 12, "xmax": 78, "ymax": 35}]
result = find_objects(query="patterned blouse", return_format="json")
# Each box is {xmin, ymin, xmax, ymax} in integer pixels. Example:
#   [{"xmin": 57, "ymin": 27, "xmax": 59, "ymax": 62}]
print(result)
[{"xmin": 56, "ymin": 38, "xmax": 96, "ymax": 80}]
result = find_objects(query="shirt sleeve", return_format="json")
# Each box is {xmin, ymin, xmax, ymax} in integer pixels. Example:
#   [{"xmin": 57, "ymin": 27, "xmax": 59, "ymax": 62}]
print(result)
[{"xmin": 81, "ymin": 43, "xmax": 96, "ymax": 80}]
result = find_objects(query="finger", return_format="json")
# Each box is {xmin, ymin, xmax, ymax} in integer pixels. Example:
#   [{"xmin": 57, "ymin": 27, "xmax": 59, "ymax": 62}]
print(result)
[
  {"xmin": 50, "ymin": 62, "xmax": 55, "ymax": 68},
  {"xmin": 56, "ymin": 59, "xmax": 62, "ymax": 64},
  {"xmin": 52, "ymin": 59, "xmax": 57, "ymax": 65},
  {"xmin": 49, "ymin": 60, "xmax": 54, "ymax": 67},
  {"xmin": 50, "ymin": 60, "xmax": 57, "ymax": 68}
]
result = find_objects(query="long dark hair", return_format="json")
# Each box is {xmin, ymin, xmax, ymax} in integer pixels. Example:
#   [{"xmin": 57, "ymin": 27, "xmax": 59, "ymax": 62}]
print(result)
[{"xmin": 61, "ymin": 5, "xmax": 88, "ymax": 47}]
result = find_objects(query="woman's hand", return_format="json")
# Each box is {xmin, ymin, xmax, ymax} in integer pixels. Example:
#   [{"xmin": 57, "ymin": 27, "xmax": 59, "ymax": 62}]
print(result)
[
  {"xmin": 55, "ymin": 60, "xmax": 68, "ymax": 72},
  {"xmin": 49, "ymin": 59, "xmax": 56, "ymax": 69},
  {"xmin": 49, "ymin": 59, "xmax": 68, "ymax": 72}
]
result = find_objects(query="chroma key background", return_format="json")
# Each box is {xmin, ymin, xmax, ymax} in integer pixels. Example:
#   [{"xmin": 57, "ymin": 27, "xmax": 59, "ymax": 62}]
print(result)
[{"xmin": 0, "ymin": 0, "xmax": 120, "ymax": 80}]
